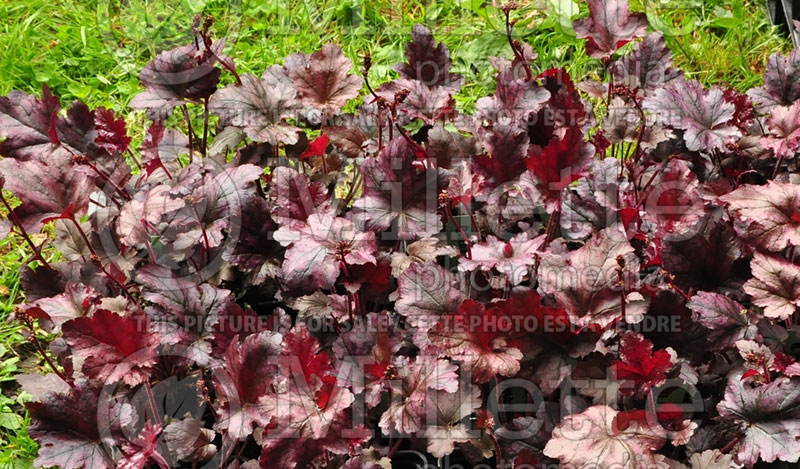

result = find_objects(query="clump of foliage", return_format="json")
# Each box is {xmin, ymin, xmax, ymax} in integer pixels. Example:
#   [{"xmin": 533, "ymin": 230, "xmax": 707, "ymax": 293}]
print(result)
[{"xmin": 1, "ymin": 1, "xmax": 800, "ymax": 468}]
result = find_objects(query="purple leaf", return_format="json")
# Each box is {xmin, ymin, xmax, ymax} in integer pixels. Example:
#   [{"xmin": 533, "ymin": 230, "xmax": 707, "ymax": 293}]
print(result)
[
  {"xmin": 0, "ymin": 85, "xmax": 64, "ymax": 160},
  {"xmin": 643, "ymin": 79, "xmax": 741, "ymax": 152},
  {"xmin": 686, "ymin": 292, "xmax": 760, "ymax": 350},
  {"xmin": 717, "ymin": 372, "xmax": 800, "ymax": 466},
  {"xmin": 573, "ymin": 0, "xmax": 647, "ymax": 59},
  {"xmin": 209, "ymin": 73, "xmax": 301, "ymax": 145}
]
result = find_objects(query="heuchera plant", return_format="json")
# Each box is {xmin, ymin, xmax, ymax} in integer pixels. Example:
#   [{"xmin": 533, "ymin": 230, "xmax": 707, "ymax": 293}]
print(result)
[{"xmin": 3, "ymin": 2, "xmax": 800, "ymax": 468}]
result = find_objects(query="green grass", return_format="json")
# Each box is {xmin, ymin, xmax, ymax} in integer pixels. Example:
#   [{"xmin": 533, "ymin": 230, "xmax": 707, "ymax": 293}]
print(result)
[{"xmin": 0, "ymin": 0, "xmax": 793, "ymax": 465}]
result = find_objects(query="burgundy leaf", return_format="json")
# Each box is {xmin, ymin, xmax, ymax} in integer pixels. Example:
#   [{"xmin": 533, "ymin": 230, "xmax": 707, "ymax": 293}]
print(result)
[
  {"xmin": 475, "ymin": 70, "xmax": 550, "ymax": 126},
  {"xmin": 378, "ymin": 354, "xmax": 458, "ymax": 434},
  {"xmin": 274, "ymin": 211, "xmax": 376, "ymax": 292},
  {"xmin": 474, "ymin": 122, "xmax": 530, "ymax": 188},
  {"xmin": 0, "ymin": 150, "xmax": 95, "ymax": 236},
  {"xmin": 526, "ymin": 127, "xmax": 595, "ymax": 206},
  {"xmin": 269, "ymin": 166, "xmax": 329, "ymax": 227},
  {"xmin": 612, "ymin": 332, "xmax": 672, "ymax": 397},
  {"xmin": 286, "ymin": 44, "xmax": 363, "ymax": 114},
  {"xmin": 394, "ymin": 261, "xmax": 464, "ymax": 335},
  {"xmin": 430, "ymin": 299, "xmax": 523, "ymax": 383},
  {"xmin": 352, "ymin": 137, "xmax": 443, "ymax": 240},
  {"xmin": 572, "ymin": 0, "xmax": 647, "ymax": 59},
  {"xmin": 62, "ymin": 309, "xmax": 161, "ymax": 386},
  {"xmin": 18, "ymin": 283, "xmax": 100, "ymax": 334},
  {"xmin": 538, "ymin": 227, "xmax": 642, "ymax": 329},
  {"xmin": 393, "ymin": 78, "xmax": 457, "ymax": 125},
  {"xmin": 324, "ymin": 125, "xmax": 367, "ymax": 159},
  {"xmin": 213, "ymin": 331, "xmax": 282, "ymax": 439},
  {"xmin": 94, "ymin": 107, "xmax": 131, "ymax": 155}
]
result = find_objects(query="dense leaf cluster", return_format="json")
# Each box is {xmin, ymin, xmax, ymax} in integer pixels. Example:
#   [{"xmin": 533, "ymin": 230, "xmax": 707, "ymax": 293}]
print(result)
[{"xmin": 2, "ymin": 1, "xmax": 800, "ymax": 467}]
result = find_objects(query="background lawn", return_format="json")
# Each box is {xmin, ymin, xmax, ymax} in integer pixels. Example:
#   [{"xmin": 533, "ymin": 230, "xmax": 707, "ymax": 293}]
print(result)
[{"xmin": 0, "ymin": 0, "xmax": 794, "ymax": 466}]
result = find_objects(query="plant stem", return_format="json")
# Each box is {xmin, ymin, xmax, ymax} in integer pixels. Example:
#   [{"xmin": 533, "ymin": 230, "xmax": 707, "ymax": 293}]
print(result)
[
  {"xmin": 202, "ymin": 97, "xmax": 210, "ymax": 158},
  {"xmin": 446, "ymin": 204, "xmax": 472, "ymax": 258},
  {"xmin": 144, "ymin": 381, "xmax": 161, "ymax": 424},
  {"xmin": 0, "ymin": 192, "xmax": 53, "ymax": 270},
  {"xmin": 183, "ymin": 105, "xmax": 195, "ymax": 163},
  {"xmin": 69, "ymin": 216, "xmax": 141, "ymax": 308},
  {"xmin": 22, "ymin": 317, "xmax": 69, "ymax": 384},
  {"xmin": 544, "ymin": 209, "xmax": 560, "ymax": 243}
]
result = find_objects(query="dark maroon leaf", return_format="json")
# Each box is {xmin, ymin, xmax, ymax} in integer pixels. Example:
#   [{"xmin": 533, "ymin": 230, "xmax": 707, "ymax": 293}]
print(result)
[
  {"xmin": 269, "ymin": 166, "xmax": 330, "ymax": 227},
  {"xmin": 0, "ymin": 150, "xmax": 95, "ymax": 236},
  {"xmin": 474, "ymin": 122, "xmax": 530, "ymax": 187},
  {"xmin": 613, "ymin": 32, "xmax": 683, "ymax": 91},
  {"xmin": 213, "ymin": 331, "xmax": 282, "ymax": 439},
  {"xmin": 27, "ymin": 385, "xmax": 113, "ymax": 469},
  {"xmin": 395, "ymin": 24, "xmax": 462, "ymax": 89},
  {"xmin": 747, "ymin": 50, "xmax": 800, "ymax": 111},
  {"xmin": 686, "ymin": 292, "xmax": 760, "ymax": 350},
  {"xmin": 352, "ymin": 137, "xmax": 443, "ymax": 240},
  {"xmin": 526, "ymin": 127, "xmax": 595, "ymax": 206},
  {"xmin": 131, "ymin": 42, "xmax": 223, "ymax": 119}
]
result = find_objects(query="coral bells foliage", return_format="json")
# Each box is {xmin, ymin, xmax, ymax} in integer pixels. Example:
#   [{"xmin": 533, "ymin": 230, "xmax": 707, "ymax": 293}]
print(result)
[{"xmin": 7, "ymin": 3, "xmax": 800, "ymax": 468}]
